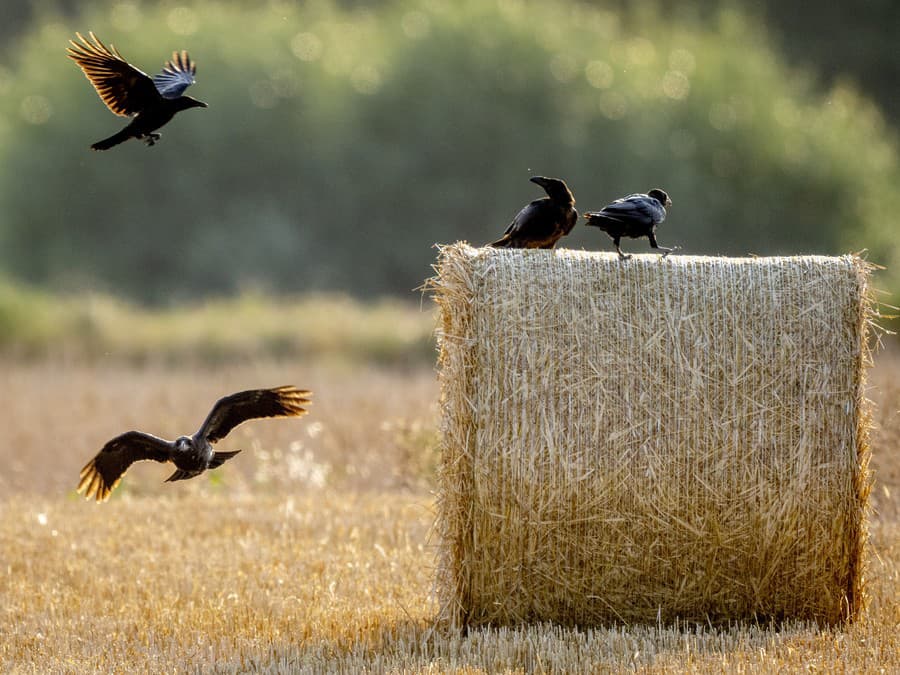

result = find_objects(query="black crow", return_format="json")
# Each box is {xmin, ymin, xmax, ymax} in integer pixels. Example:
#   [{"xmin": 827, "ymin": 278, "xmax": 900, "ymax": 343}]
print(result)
[
  {"xmin": 489, "ymin": 176, "xmax": 578, "ymax": 249},
  {"xmin": 67, "ymin": 32, "xmax": 207, "ymax": 151},
  {"xmin": 584, "ymin": 189, "xmax": 676, "ymax": 259},
  {"xmin": 77, "ymin": 386, "xmax": 312, "ymax": 502}
]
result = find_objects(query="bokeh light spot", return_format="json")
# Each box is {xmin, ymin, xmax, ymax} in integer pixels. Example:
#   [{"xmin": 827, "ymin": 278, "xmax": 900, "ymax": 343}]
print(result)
[
  {"xmin": 110, "ymin": 2, "xmax": 141, "ymax": 32},
  {"xmin": 669, "ymin": 48, "xmax": 696, "ymax": 73},
  {"xmin": 291, "ymin": 32, "xmax": 323, "ymax": 62},
  {"xmin": 661, "ymin": 70, "xmax": 690, "ymax": 100},
  {"xmin": 585, "ymin": 60, "xmax": 614, "ymax": 89},
  {"xmin": 21, "ymin": 95, "xmax": 51, "ymax": 125},
  {"xmin": 167, "ymin": 7, "xmax": 198, "ymax": 36}
]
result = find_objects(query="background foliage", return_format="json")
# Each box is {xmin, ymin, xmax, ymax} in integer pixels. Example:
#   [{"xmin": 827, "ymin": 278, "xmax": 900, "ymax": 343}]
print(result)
[{"xmin": 0, "ymin": 0, "xmax": 898, "ymax": 303}]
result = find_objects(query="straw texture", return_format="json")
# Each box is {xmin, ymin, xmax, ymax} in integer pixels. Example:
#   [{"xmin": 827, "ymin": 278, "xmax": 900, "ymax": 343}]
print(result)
[{"xmin": 433, "ymin": 243, "xmax": 873, "ymax": 628}]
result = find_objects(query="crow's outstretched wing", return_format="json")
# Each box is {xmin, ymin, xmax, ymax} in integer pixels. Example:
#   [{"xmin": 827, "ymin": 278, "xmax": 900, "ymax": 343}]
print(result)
[
  {"xmin": 198, "ymin": 386, "xmax": 313, "ymax": 443},
  {"xmin": 67, "ymin": 32, "xmax": 160, "ymax": 117},
  {"xmin": 78, "ymin": 431, "xmax": 173, "ymax": 502},
  {"xmin": 153, "ymin": 51, "xmax": 197, "ymax": 98}
]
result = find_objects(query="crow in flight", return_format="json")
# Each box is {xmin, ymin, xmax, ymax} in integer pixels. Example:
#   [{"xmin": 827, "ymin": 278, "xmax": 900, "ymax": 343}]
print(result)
[
  {"xmin": 67, "ymin": 32, "xmax": 207, "ymax": 151},
  {"xmin": 489, "ymin": 176, "xmax": 578, "ymax": 249},
  {"xmin": 583, "ymin": 189, "xmax": 675, "ymax": 259},
  {"xmin": 77, "ymin": 386, "xmax": 312, "ymax": 502}
]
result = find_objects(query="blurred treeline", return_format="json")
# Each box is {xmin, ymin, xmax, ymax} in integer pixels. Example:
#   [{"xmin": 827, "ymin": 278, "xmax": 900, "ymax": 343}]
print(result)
[
  {"xmin": 0, "ymin": 0, "xmax": 898, "ymax": 304},
  {"xmin": 0, "ymin": 280, "xmax": 434, "ymax": 364}
]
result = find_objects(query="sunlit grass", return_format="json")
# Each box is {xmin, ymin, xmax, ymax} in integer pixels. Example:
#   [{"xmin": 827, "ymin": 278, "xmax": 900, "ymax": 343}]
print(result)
[{"xmin": 1, "ymin": 496, "xmax": 897, "ymax": 672}]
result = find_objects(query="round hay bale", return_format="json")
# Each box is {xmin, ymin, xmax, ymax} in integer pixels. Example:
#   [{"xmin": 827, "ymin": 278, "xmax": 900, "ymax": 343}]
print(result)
[{"xmin": 432, "ymin": 243, "xmax": 873, "ymax": 628}]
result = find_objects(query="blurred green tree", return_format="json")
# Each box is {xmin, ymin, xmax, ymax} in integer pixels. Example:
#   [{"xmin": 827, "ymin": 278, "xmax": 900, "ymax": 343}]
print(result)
[
  {"xmin": 0, "ymin": 0, "xmax": 898, "ymax": 302},
  {"xmin": 5, "ymin": 2, "xmax": 898, "ymax": 122}
]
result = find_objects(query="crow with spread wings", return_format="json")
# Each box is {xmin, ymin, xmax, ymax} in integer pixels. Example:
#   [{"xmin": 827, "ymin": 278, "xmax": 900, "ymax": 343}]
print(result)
[
  {"xmin": 67, "ymin": 32, "xmax": 207, "ymax": 151},
  {"xmin": 583, "ymin": 189, "xmax": 676, "ymax": 259},
  {"xmin": 489, "ymin": 176, "xmax": 578, "ymax": 249},
  {"xmin": 77, "ymin": 387, "xmax": 312, "ymax": 502}
]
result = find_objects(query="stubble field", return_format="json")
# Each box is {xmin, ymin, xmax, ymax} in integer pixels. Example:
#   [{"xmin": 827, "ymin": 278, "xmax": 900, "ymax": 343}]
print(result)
[{"xmin": 1, "ymin": 354, "xmax": 898, "ymax": 672}]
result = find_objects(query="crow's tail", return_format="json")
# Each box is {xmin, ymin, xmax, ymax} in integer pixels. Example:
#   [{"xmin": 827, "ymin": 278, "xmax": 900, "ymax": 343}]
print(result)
[
  {"xmin": 165, "ymin": 468, "xmax": 199, "ymax": 482},
  {"xmin": 583, "ymin": 212, "xmax": 621, "ymax": 231},
  {"xmin": 91, "ymin": 128, "xmax": 132, "ymax": 151},
  {"xmin": 489, "ymin": 236, "xmax": 515, "ymax": 248},
  {"xmin": 208, "ymin": 449, "xmax": 241, "ymax": 469}
]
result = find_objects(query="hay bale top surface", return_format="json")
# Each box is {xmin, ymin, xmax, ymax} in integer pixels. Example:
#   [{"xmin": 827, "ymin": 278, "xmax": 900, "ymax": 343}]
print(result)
[
  {"xmin": 434, "ymin": 243, "xmax": 872, "ymax": 628},
  {"xmin": 449, "ymin": 243, "xmax": 862, "ymax": 270}
]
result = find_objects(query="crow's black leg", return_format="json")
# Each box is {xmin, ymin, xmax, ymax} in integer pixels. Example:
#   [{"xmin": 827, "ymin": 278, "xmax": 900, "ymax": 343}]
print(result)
[
  {"xmin": 648, "ymin": 232, "xmax": 675, "ymax": 257},
  {"xmin": 613, "ymin": 236, "xmax": 632, "ymax": 260},
  {"xmin": 144, "ymin": 133, "xmax": 161, "ymax": 146}
]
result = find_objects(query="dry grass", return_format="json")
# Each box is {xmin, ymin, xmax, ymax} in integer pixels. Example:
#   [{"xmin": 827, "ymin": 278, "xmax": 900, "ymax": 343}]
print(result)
[
  {"xmin": 433, "ymin": 246, "xmax": 874, "ymax": 627},
  {"xmin": 0, "ymin": 353, "xmax": 898, "ymax": 672}
]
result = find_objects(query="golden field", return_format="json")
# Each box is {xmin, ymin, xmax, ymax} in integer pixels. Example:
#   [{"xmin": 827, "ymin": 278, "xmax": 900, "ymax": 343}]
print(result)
[{"xmin": 1, "ymin": 354, "xmax": 898, "ymax": 673}]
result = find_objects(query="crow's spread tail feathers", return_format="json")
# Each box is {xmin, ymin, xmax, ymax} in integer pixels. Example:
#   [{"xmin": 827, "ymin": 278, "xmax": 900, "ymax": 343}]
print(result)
[
  {"xmin": 208, "ymin": 449, "xmax": 241, "ymax": 469},
  {"xmin": 165, "ymin": 468, "xmax": 199, "ymax": 482}
]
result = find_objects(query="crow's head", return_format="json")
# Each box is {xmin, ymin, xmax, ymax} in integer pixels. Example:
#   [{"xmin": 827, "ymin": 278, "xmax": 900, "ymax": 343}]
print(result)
[
  {"xmin": 178, "ymin": 96, "xmax": 208, "ymax": 110},
  {"xmin": 530, "ymin": 176, "xmax": 574, "ymax": 204},
  {"xmin": 174, "ymin": 436, "xmax": 192, "ymax": 452},
  {"xmin": 648, "ymin": 188, "xmax": 671, "ymax": 207}
]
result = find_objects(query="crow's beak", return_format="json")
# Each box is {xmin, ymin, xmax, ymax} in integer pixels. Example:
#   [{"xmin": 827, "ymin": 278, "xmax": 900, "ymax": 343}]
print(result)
[{"xmin": 529, "ymin": 176, "xmax": 547, "ymax": 186}]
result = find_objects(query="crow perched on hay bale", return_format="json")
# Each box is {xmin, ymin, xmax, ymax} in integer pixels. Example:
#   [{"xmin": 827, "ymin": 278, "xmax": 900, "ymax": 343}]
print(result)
[
  {"xmin": 77, "ymin": 386, "xmax": 312, "ymax": 502},
  {"xmin": 489, "ymin": 176, "xmax": 578, "ymax": 249},
  {"xmin": 67, "ymin": 32, "xmax": 207, "ymax": 150},
  {"xmin": 584, "ymin": 189, "xmax": 675, "ymax": 259}
]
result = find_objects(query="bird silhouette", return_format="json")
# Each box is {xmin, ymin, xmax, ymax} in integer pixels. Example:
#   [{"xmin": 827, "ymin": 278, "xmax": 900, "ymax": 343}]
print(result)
[
  {"xmin": 489, "ymin": 176, "xmax": 578, "ymax": 249},
  {"xmin": 77, "ymin": 386, "xmax": 312, "ymax": 502},
  {"xmin": 584, "ymin": 189, "xmax": 675, "ymax": 259},
  {"xmin": 67, "ymin": 32, "xmax": 207, "ymax": 151}
]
